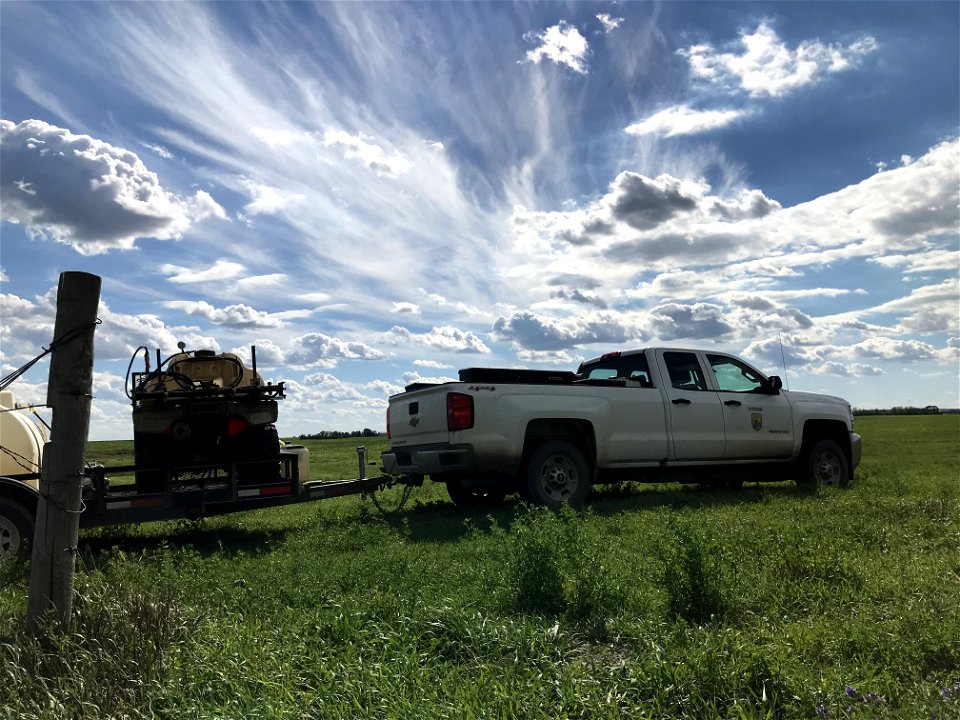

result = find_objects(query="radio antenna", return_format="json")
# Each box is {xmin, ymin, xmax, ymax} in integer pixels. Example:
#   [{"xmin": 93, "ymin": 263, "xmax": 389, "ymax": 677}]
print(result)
[{"xmin": 778, "ymin": 332, "xmax": 790, "ymax": 390}]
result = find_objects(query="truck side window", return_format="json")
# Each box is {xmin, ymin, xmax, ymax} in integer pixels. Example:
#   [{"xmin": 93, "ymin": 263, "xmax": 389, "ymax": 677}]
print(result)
[
  {"xmin": 707, "ymin": 354, "xmax": 765, "ymax": 393},
  {"xmin": 664, "ymin": 352, "xmax": 707, "ymax": 391}
]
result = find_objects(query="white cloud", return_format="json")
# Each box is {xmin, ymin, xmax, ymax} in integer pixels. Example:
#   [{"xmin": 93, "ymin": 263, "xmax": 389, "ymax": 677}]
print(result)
[
  {"xmin": 413, "ymin": 359, "xmax": 453, "ymax": 369},
  {"xmin": 286, "ymin": 332, "xmax": 385, "ymax": 367},
  {"xmin": 240, "ymin": 178, "xmax": 305, "ymax": 216},
  {"xmin": 321, "ymin": 129, "xmax": 412, "ymax": 177},
  {"xmin": 391, "ymin": 301, "xmax": 421, "ymax": 314},
  {"xmin": 522, "ymin": 22, "xmax": 590, "ymax": 74},
  {"xmin": 161, "ymin": 260, "xmax": 246, "ymax": 284},
  {"xmin": 625, "ymin": 106, "xmax": 747, "ymax": 137},
  {"xmin": 492, "ymin": 311, "xmax": 641, "ymax": 351},
  {"xmin": 387, "ymin": 325, "xmax": 490, "ymax": 353},
  {"xmin": 0, "ymin": 119, "xmax": 226, "ymax": 253},
  {"xmin": 140, "ymin": 142, "xmax": 173, "ymax": 159},
  {"xmin": 850, "ymin": 337, "xmax": 938, "ymax": 362},
  {"xmin": 680, "ymin": 22, "xmax": 878, "ymax": 98},
  {"xmin": 596, "ymin": 14, "xmax": 623, "ymax": 34},
  {"xmin": 163, "ymin": 300, "xmax": 287, "ymax": 328}
]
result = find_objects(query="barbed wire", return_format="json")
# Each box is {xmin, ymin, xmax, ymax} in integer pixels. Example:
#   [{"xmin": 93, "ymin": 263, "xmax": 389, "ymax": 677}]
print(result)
[{"xmin": 0, "ymin": 319, "xmax": 101, "ymax": 392}]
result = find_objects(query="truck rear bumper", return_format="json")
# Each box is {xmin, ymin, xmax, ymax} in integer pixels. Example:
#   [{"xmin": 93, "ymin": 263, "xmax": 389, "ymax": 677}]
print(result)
[{"xmin": 381, "ymin": 444, "xmax": 472, "ymax": 475}]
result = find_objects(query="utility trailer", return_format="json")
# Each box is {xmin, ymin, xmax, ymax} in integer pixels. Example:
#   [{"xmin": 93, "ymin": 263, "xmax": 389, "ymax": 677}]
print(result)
[{"xmin": 0, "ymin": 344, "xmax": 403, "ymax": 563}]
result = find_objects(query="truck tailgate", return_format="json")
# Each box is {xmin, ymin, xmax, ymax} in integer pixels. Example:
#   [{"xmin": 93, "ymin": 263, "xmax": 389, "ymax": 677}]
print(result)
[{"xmin": 388, "ymin": 386, "xmax": 453, "ymax": 446}]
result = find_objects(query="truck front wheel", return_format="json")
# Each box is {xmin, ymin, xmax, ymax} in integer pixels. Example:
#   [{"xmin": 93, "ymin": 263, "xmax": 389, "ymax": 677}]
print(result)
[
  {"xmin": 0, "ymin": 499, "xmax": 35, "ymax": 563},
  {"xmin": 525, "ymin": 441, "xmax": 591, "ymax": 509},
  {"xmin": 801, "ymin": 439, "xmax": 850, "ymax": 488}
]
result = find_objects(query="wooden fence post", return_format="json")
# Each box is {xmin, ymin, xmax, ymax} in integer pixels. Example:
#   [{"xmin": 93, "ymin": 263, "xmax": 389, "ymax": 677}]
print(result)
[{"xmin": 26, "ymin": 271, "xmax": 101, "ymax": 632}]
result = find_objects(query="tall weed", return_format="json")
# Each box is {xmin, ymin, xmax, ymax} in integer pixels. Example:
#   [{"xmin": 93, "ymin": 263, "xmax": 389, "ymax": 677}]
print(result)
[
  {"xmin": 661, "ymin": 518, "xmax": 728, "ymax": 624},
  {"xmin": 0, "ymin": 568, "xmax": 198, "ymax": 720},
  {"xmin": 503, "ymin": 505, "xmax": 623, "ymax": 634}
]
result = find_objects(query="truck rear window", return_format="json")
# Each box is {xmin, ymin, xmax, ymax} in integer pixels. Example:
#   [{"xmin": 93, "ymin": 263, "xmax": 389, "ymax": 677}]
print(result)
[{"xmin": 580, "ymin": 355, "xmax": 653, "ymax": 387}]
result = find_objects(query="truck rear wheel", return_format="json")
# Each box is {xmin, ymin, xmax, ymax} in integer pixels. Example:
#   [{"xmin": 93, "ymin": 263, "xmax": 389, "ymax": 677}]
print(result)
[
  {"xmin": 446, "ymin": 477, "xmax": 508, "ymax": 507},
  {"xmin": 0, "ymin": 499, "xmax": 35, "ymax": 563},
  {"xmin": 801, "ymin": 439, "xmax": 850, "ymax": 488},
  {"xmin": 525, "ymin": 440, "xmax": 591, "ymax": 509}
]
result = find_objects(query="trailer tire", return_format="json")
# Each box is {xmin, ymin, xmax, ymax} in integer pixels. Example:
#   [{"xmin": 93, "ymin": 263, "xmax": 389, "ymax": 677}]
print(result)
[
  {"xmin": 0, "ymin": 499, "xmax": 35, "ymax": 563},
  {"xmin": 525, "ymin": 440, "xmax": 591, "ymax": 509},
  {"xmin": 800, "ymin": 439, "xmax": 850, "ymax": 488},
  {"xmin": 446, "ymin": 477, "xmax": 508, "ymax": 507}
]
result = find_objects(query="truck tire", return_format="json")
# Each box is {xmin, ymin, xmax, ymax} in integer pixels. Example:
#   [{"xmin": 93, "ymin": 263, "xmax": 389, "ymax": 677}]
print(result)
[
  {"xmin": 525, "ymin": 440, "xmax": 591, "ymax": 509},
  {"xmin": 0, "ymin": 499, "xmax": 35, "ymax": 563},
  {"xmin": 446, "ymin": 477, "xmax": 508, "ymax": 507},
  {"xmin": 801, "ymin": 439, "xmax": 850, "ymax": 488}
]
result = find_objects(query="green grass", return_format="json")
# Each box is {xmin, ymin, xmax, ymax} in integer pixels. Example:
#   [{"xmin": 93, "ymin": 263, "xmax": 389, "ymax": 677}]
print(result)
[{"xmin": 2, "ymin": 418, "xmax": 958, "ymax": 719}]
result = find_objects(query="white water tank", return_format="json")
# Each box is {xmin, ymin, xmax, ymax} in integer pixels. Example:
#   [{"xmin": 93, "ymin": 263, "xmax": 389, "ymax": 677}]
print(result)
[{"xmin": 0, "ymin": 390, "xmax": 46, "ymax": 489}]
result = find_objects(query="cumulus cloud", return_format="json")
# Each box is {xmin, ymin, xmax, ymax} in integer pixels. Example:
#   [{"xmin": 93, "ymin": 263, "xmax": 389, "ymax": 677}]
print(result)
[
  {"xmin": 0, "ymin": 119, "xmax": 226, "ymax": 253},
  {"xmin": 163, "ymin": 300, "xmax": 287, "ymax": 328},
  {"xmin": 522, "ymin": 22, "xmax": 590, "ymax": 74},
  {"xmin": 850, "ymin": 337, "xmax": 938, "ymax": 362},
  {"xmin": 551, "ymin": 288, "xmax": 608, "ymax": 309},
  {"xmin": 387, "ymin": 325, "xmax": 490, "ymax": 353},
  {"xmin": 492, "ymin": 311, "xmax": 640, "ymax": 351},
  {"xmin": 680, "ymin": 22, "xmax": 878, "ymax": 98},
  {"xmin": 649, "ymin": 302, "xmax": 736, "ymax": 341},
  {"xmin": 286, "ymin": 332, "xmax": 385, "ymax": 367},
  {"xmin": 391, "ymin": 301, "xmax": 421, "ymax": 314},
  {"xmin": 606, "ymin": 172, "xmax": 701, "ymax": 229},
  {"xmin": 625, "ymin": 105, "xmax": 747, "ymax": 137}
]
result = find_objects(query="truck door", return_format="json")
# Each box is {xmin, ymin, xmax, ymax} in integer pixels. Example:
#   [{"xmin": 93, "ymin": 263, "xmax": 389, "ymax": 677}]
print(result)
[
  {"xmin": 705, "ymin": 353, "xmax": 794, "ymax": 459},
  {"xmin": 657, "ymin": 351, "xmax": 725, "ymax": 460}
]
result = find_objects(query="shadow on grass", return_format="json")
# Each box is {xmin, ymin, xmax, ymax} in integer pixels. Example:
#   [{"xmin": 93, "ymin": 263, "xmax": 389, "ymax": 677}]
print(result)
[
  {"xmin": 79, "ymin": 521, "xmax": 292, "ymax": 559},
  {"xmin": 383, "ymin": 480, "xmax": 815, "ymax": 544}
]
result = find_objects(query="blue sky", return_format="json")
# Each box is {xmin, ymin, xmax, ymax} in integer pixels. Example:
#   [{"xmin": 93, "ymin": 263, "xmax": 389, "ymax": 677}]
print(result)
[{"xmin": 1, "ymin": 2, "xmax": 958, "ymax": 440}]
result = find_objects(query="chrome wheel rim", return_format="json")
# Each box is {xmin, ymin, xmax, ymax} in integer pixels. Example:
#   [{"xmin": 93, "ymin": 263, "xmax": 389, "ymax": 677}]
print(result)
[
  {"xmin": 538, "ymin": 454, "xmax": 578, "ymax": 502},
  {"xmin": 0, "ymin": 515, "xmax": 21, "ymax": 563},
  {"xmin": 814, "ymin": 450, "xmax": 843, "ymax": 486}
]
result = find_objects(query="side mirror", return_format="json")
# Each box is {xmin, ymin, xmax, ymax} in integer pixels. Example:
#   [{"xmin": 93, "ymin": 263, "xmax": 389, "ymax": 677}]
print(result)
[{"xmin": 767, "ymin": 375, "xmax": 783, "ymax": 393}]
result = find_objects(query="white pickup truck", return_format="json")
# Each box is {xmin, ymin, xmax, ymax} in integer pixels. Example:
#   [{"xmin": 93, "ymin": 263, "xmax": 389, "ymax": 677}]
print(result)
[{"xmin": 381, "ymin": 348, "xmax": 861, "ymax": 508}]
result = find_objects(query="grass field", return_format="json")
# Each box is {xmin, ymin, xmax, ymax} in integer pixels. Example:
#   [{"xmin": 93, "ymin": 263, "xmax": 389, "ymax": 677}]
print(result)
[{"xmin": 2, "ymin": 416, "xmax": 958, "ymax": 719}]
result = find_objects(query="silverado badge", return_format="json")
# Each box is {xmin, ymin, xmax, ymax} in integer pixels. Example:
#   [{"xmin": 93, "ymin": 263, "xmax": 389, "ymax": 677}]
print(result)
[{"xmin": 751, "ymin": 413, "xmax": 763, "ymax": 431}]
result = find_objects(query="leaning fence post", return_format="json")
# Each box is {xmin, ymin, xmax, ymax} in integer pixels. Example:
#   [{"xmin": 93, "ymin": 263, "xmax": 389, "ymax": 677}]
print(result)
[{"xmin": 26, "ymin": 271, "xmax": 101, "ymax": 632}]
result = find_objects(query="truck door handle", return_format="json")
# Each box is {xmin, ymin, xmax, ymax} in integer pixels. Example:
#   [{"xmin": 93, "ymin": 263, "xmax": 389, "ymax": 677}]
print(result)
[
  {"xmin": 672, "ymin": 398, "xmax": 691, "ymax": 405},
  {"xmin": 724, "ymin": 400, "xmax": 742, "ymax": 407}
]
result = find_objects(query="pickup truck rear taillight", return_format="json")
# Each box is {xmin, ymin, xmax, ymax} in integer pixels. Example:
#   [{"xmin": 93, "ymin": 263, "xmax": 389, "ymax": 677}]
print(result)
[
  {"xmin": 386, "ymin": 406, "xmax": 391, "ymax": 439},
  {"xmin": 447, "ymin": 392, "xmax": 474, "ymax": 431}
]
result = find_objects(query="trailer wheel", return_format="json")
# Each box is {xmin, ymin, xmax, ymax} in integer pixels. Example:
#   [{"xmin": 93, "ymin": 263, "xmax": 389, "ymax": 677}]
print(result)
[
  {"xmin": 800, "ymin": 439, "xmax": 850, "ymax": 488},
  {"xmin": 525, "ymin": 440, "xmax": 591, "ymax": 509},
  {"xmin": 0, "ymin": 499, "xmax": 35, "ymax": 563},
  {"xmin": 446, "ymin": 477, "xmax": 508, "ymax": 507}
]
